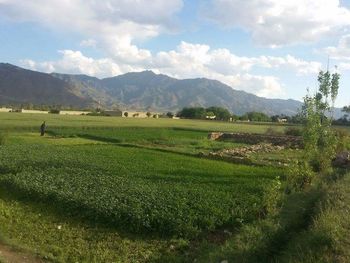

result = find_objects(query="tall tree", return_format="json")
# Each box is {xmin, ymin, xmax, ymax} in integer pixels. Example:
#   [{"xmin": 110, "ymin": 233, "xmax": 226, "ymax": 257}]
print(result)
[{"xmin": 290, "ymin": 69, "xmax": 340, "ymax": 190}]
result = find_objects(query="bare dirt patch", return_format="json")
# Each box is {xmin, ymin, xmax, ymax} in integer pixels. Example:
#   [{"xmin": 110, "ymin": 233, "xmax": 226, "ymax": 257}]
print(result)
[
  {"xmin": 0, "ymin": 242, "xmax": 44, "ymax": 263},
  {"xmin": 208, "ymin": 132, "xmax": 302, "ymax": 148}
]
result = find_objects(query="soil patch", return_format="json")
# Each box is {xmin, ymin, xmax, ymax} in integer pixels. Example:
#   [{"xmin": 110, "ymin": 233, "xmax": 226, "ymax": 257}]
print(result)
[
  {"xmin": 208, "ymin": 132, "xmax": 302, "ymax": 148},
  {"xmin": 0, "ymin": 242, "xmax": 44, "ymax": 263}
]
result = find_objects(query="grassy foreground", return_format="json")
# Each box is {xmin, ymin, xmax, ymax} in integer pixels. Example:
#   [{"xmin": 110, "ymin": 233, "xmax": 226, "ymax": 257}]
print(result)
[
  {"xmin": 1, "ymin": 113, "xmax": 348, "ymax": 262},
  {"xmin": 0, "ymin": 113, "xmax": 286, "ymax": 262}
]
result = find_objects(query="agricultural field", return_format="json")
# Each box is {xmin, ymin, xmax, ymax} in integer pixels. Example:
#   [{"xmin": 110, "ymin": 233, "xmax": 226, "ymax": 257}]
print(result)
[{"xmin": 0, "ymin": 113, "xmax": 301, "ymax": 262}]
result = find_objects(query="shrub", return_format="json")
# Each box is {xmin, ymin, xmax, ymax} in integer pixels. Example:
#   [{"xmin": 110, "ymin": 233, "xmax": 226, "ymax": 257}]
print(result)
[
  {"xmin": 287, "ymin": 161, "xmax": 315, "ymax": 192},
  {"xmin": 334, "ymin": 128, "xmax": 350, "ymax": 151},
  {"xmin": 49, "ymin": 109, "xmax": 60, "ymax": 114},
  {"xmin": 285, "ymin": 126, "xmax": 303, "ymax": 136},
  {"xmin": 262, "ymin": 176, "xmax": 282, "ymax": 216}
]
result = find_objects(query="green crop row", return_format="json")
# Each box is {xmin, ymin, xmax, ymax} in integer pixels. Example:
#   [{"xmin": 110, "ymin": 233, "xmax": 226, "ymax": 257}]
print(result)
[{"xmin": 0, "ymin": 142, "xmax": 281, "ymax": 237}]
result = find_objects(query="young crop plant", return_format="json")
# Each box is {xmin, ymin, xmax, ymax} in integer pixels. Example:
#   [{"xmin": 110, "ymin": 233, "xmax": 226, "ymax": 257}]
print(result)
[
  {"xmin": 0, "ymin": 141, "xmax": 281, "ymax": 237},
  {"xmin": 0, "ymin": 132, "xmax": 8, "ymax": 145}
]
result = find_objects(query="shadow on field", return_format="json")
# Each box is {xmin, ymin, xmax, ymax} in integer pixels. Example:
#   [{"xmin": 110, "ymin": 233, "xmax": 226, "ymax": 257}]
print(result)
[
  {"xmin": 0, "ymin": 182, "xmax": 167, "ymax": 243},
  {"xmin": 135, "ymin": 168, "xmax": 275, "ymax": 185},
  {"xmin": 78, "ymin": 134, "xmax": 124, "ymax": 144},
  {"xmin": 148, "ymin": 189, "xmax": 326, "ymax": 263}
]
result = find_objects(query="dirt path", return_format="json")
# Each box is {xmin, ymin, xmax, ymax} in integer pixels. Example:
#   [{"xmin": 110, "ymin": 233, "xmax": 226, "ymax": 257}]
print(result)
[{"xmin": 0, "ymin": 243, "xmax": 44, "ymax": 263}]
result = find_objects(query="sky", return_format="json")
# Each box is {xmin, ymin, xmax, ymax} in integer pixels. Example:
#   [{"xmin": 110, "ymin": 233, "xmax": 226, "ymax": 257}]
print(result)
[{"xmin": 0, "ymin": 0, "xmax": 350, "ymax": 107}]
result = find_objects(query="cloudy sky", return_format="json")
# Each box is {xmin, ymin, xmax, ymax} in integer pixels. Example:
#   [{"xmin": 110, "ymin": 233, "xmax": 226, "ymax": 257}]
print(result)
[{"xmin": 0, "ymin": 0, "xmax": 350, "ymax": 106}]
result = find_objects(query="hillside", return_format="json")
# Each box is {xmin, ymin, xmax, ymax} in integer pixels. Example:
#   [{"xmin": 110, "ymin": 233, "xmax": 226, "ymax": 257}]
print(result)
[
  {"xmin": 0, "ymin": 63, "xmax": 305, "ymax": 115},
  {"xmin": 0, "ymin": 63, "xmax": 94, "ymax": 107},
  {"xmin": 97, "ymin": 71, "xmax": 302, "ymax": 115}
]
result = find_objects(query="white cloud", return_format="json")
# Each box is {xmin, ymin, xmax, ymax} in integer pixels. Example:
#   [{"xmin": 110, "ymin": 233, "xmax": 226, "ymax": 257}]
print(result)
[
  {"xmin": 154, "ymin": 42, "xmax": 321, "ymax": 76},
  {"xmin": 339, "ymin": 62, "xmax": 350, "ymax": 71},
  {"xmin": 204, "ymin": 0, "xmax": 350, "ymax": 46},
  {"xmin": 0, "ymin": 0, "xmax": 183, "ymax": 60},
  {"xmin": 234, "ymin": 74, "xmax": 285, "ymax": 98},
  {"xmin": 80, "ymin": 39, "xmax": 97, "ymax": 48},
  {"xmin": 20, "ymin": 50, "xmax": 125, "ymax": 78},
  {"xmin": 323, "ymin": 34, "xmax": 350, "ymax": 60},
  {"xmin": 20, "ymin": 41, "xmax": 321, "ymax": 98}
]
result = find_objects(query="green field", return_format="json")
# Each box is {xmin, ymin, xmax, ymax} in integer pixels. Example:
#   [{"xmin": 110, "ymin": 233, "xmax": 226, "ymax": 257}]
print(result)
[
  {"xmin": 0, "ymin": 112, "xmax": 287, "ymax": 132},
  {"xmin": 0, "ymin": 113, "xmax": 292, "ymax": 262}
]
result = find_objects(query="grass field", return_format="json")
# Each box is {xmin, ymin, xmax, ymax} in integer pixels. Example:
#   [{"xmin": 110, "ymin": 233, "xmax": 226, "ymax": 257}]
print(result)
[
  {"xmin": 0, "ymin": 112, "xmax": 287, "ymax": 133},
  {"xmin": 0, "ymin": 113, "xmax": 296, "ymax": 262}
]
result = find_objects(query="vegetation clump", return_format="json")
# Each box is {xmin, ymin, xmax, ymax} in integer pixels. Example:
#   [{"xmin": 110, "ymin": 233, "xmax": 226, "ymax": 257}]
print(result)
[
  {"xmin": 0, "ymin": 132, "xmax": 8, "ymax": 145},
  {"xmin": 288, "ymin": 69, "xmax": 340, "ymax": 191}
]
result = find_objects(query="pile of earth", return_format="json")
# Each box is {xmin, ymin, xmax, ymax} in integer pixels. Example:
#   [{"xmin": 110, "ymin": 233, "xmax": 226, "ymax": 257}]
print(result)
[
  {"xmin": 202, "ymin": 143, "xmax": 289, "ymax": 166},
  {"xmin": 210, "ymin": 143, "xmax": 285, "ymax": 158},
  {"xmin": 208, "ymin": 132, "xmax": 302, "ymax": 148},
  {"xmin": 333, "ymin": 151, "xmax": 350, "ymax": 169}
]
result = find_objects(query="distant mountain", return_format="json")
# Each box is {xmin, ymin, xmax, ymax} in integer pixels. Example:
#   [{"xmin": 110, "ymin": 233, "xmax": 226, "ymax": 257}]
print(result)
[
  {"xmin": 53, "ymin": 70, "xmax": 303, "ymax": 115},
  {"xmin": 0, "ymin": 63, "xmax": 94, "ymax": 107},
  {"xmin": 0, "ymin": 63, "xmax": 307, "ymax": 115}
]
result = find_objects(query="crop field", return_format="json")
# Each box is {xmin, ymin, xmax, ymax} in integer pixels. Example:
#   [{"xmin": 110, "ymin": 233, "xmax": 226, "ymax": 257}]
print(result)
[
  {"xmin": 0, "ymin": 113, "xmax": 292, "ymax": 262},
  {"xmin": 0, "ymin": 112, "xmax": 287, "ymax": 133}
]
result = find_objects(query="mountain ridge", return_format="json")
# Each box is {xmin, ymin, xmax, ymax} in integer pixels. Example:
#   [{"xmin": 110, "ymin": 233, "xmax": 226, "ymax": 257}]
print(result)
[{"xmin": 0, "ymin": 62, "xmax": 307, "ymax": 115}]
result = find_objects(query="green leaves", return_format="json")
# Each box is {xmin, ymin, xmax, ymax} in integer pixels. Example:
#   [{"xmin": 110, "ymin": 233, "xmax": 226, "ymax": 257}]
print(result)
[
  {"xmin": 0, "ymin": 141, "xmax": 279, "ymax": 237},
  {"xmin": 292, "ymin": 70, "xmax": 341, "ymax": 189}
]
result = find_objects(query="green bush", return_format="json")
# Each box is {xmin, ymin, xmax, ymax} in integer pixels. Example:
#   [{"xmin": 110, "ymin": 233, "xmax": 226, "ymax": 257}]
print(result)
[
  {"xmin": 285, "ymin": 126, "xmax": 303, "ymax": 136},
  {"xmin": 261, "ymin": 176, "xmax": 282, "ymax": 216},
  {"xmin": 49, "ymin": 109, "xmax": 60, "ymax": 114},
  {"xmin": 287, "ymin": 161, "xmax": 315, "ymax": 192},
  {"xmin": 334, "ymin": 128, "xmax": 350, "ymax": 151}
]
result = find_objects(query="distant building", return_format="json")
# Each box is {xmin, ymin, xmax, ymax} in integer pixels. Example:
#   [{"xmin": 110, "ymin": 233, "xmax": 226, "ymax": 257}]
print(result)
[
  {"xmin": 103, "ymin": 109, "xmax": 161, "ymax": 118},
  {"xmin": 0, "ymin": 107, "xmax": 12, "ymax": 112},
  {"xmin": 21, "ymin": 109, "xmax": 49, "ymax": 114},
  {"xmin": 278, "ymin": 118, "xmax": 288, "ymax": 123},
  {"xmin": 59, "ymin": 110, "xmax": 91, "ymax": 115}
]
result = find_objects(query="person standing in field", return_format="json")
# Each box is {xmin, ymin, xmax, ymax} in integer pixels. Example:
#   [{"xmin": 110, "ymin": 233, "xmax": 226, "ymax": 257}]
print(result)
[{"xmin": 40, "ymin": 121, "xmax": 46, "ymax": 136}]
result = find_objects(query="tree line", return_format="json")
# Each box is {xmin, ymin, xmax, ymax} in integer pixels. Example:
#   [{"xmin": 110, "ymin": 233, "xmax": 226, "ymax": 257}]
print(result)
[
  {"xmin": 175, "ymin": 106, "xmax": 301, "ymax": 123},
  {"xmin": 174, "ymin": 105, "xmax": 350, "ymax": 125}
]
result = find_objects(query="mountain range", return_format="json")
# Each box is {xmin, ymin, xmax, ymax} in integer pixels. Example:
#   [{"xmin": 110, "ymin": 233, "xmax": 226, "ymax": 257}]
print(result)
[{"xmin": 0, "ymin": 62, "xmax": 306, "ymax": 116}]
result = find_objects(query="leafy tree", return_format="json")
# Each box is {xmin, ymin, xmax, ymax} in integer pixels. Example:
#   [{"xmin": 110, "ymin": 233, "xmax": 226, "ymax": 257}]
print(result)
[
  {"xmin": 177, "ymin": 106, "xmax": 233, "ymax": 120},
  {"xmin": 343, "ymin": 105, "xmax": 350, "ymax": 114},
  {"xmin": 239, "ymin": 114, "xmax": 249, "ymax": 121},
  {"xmin": 146, "ymin": 112, "xmax": 152, "ymax": 118},
  {"xmin": 241, "ymin": 112, "xmax": 271, "ymax": 122},
  {"xmin": 49, "ymin": 109, "xmax": 60, "ymax": 114},
  {"xmin": 206, "ymin": 106, "xmax": 231, "ymax": 121},
  {"xmin": 166, "ymin": 112, "xmax": 174, "ymax": 118},
  {"xmin": 231, "ymin": 114, "xmax": 239, "ymax": 121},
  {"xmin": 124, "ymin": 112, "xmax": 128, "ymax": 117},
  {"xmin": 177, "ymin": 107, "xmax": 206, "ymax": 119},
  {"xmin": 289, "ymin": 113, "xmax": 305, "ymax": 124},
  {"xmin": 288, "ymin": 69, "xmax": 340, "ymax": 191},
  {"xmin": 271, "ymin": 115, "xmax": 280, "ymax": 122}
]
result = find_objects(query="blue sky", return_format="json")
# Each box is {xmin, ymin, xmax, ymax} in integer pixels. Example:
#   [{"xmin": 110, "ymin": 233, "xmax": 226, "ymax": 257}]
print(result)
[{"xmin": 0, "ymin": 0, "xmax": 350, "ymax": 107}]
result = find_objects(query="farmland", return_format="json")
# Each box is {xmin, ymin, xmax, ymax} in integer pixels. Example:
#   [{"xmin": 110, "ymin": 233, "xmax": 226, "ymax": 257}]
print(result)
[{"xmin": 0, "ymin": 112, "xmax": 347, "ymax": 262}]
